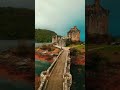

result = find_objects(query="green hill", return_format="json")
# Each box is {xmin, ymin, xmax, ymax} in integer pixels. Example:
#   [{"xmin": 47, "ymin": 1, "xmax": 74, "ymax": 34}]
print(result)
[
  {"xmin": 0, "ymin": 7, "xmax": 34, "ymax": 39},
  {"xmin": 35, "ymin": 29, "xmax": 57, "ymax": 43}
]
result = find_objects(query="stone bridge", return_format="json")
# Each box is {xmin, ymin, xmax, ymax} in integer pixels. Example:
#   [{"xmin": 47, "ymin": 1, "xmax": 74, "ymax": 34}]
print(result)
[{"xmin": 37, "ymin": 46, "xmax": 72, "ymax": 90}]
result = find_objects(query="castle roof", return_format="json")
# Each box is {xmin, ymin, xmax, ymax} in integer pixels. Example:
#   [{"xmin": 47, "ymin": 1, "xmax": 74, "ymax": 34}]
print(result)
[{"xmin": 68, "ymin": 26, "xmax": 80, "ymax": 33}]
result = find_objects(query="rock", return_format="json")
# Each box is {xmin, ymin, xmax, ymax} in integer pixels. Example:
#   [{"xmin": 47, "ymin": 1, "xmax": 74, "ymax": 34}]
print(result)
[{"xmin": 4, "ymin": 54, "xmax": 10, "ymax": 58}]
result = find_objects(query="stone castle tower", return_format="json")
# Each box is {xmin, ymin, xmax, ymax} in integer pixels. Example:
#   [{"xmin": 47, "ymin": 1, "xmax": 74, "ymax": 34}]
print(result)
[
  {"xmin": 67, "ymin": 26, "xmax": 80, "ymax": 42},
  {"xmin": 86, "ymin": 0, "xmax": 109, "ymax": 35},
  {"xmin": 52, "ymin": 26, "xmax": 80, "ymax": 47}
]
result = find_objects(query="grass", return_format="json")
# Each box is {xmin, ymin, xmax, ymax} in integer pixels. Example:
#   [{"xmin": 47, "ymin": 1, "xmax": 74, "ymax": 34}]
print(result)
[
  {"xmin": 68, "ymin": 44, "xmax": 85, "ymax": 51},
  {"xmin": 86, "ymin": 44, "xmax": 108, "ymax": 49},
  {"xmin": 86, "ymin": 44, "xmax": 120, "ymax": 90},
  {"xmin": 97, "ymin": 46, "xmax": 120, "ymax": 62},
  {"xmin": 88, "ymin": 44, "xmax": 120, "ymax": 63}
]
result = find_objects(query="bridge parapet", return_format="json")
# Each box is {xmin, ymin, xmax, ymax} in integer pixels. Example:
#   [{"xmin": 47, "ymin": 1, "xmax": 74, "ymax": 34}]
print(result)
[
  {"xmin": 38, "ymin": 71, "xmax": 48, "ymax": 90},
  {"xmin": 63, "ymin": 73, "xmax": 72, "ymax": 90},
  {"xmin": 38, "ymin": 50, "xmax": 63, "ymax": 90},
  {"xmin": 63, "ymin": 51, "xmax": 72, "ymax": 90},
  {"xmin": 46, "ymin": 50, "xmax": 63, "ymax": 75}
]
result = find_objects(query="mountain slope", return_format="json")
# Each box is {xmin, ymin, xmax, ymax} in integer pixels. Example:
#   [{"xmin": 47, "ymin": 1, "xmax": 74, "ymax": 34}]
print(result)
[
  {"xmin": 0, "ymin": 7, "xmax": 34, "ymax": 39},
  {"xmin": 35, "ymin": 29, "xmax": 57, "ymax": 43}
]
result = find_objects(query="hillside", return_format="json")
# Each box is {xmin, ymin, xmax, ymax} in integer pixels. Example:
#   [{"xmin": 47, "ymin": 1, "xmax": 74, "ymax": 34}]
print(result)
[
  {"xmin": 35, "ymin": 29, "xmax": 57, "ymax": 43},
  {"xmin": 0, "ymin": 7, "xmax": 34, "ymax": 39}
]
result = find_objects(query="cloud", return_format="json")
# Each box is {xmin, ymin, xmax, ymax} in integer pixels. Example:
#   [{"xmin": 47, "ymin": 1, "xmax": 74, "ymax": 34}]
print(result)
[{"xmin": 35, "ymin": 0, "xmax": 85, "ymax": 41}]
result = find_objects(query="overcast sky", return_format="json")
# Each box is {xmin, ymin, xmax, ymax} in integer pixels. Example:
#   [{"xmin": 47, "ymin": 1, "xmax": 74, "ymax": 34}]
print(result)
[
  {"xmin": 35, "ymin": 0, "xmax": 85, "ymax": 41},
  {"xmin": 0, "ymin": 0, "xmax": 120, "ymax": 38},
  {"xmin": 0, "ymin": 0, "xmax": 34, "ymax": 9}
]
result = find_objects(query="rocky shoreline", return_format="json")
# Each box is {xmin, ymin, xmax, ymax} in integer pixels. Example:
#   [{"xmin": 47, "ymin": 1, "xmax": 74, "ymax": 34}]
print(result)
[
  {"xmin": 35, "ymin": 44, "xmax": 61, "ymax": 90},
  {"xmin": 0, "ymin": 47, "xmax": 35, "ymax": 89}
]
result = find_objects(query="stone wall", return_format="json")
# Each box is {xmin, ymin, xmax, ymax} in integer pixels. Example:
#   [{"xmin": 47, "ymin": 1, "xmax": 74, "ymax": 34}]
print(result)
[
  {"xmin": 67, "ymin": 26, "xmax": 80, "ymax": 42},
  {"xmin": 52, "ymin": 35, "xmax": 67, "ymax": 47},
  {"xmin": 68, "ymin": 31, "xmax": 80, "ymax": 42}
]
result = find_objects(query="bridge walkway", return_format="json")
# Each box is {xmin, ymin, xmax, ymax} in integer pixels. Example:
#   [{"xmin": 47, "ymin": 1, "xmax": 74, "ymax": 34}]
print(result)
[{"xmin": 45, "ymin": 50, "xmax": 68, "ymax": 90}]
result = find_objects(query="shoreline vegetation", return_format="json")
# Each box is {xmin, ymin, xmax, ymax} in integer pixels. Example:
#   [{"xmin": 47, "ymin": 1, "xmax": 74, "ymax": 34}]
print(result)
[
  {"xmin": 0, "ymin": 46, "xmax": 34, "ymax": 90},
  {"xmin": 69, "ymin": 44, "xmax": 85, "ymax": 90},
  {"xmin": 86, "ymin": 43, "xmax": 120, "ymax": 89},
  {"xmin": 35, "ymin": 44, "xmax": 61, "ymax": 90}
]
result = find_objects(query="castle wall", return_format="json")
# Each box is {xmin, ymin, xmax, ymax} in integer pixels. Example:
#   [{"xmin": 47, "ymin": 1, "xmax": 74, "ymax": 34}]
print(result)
[
  {"xmin": 70, "ymin": 32, "xmax": 80, "ymax": 42},
  {"xmin": 67, "ymin": 26, "xmax": 80, "ymax": 42},
  {"xmin": 52, "ymin": 35, "xmax": 67, "ymax": 47},
  {"xmin": 86, "ymin": 13, "xmax": 108, "ymax": 35}
]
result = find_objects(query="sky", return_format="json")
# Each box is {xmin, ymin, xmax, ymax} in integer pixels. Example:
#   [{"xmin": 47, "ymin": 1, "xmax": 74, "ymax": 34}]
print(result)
[
  {"xmin": 0, "ymin": 0, "xmax": 120, "ymax": 39},
  {"xmin": 0, "ymin": 0, "xmax": 34, "ymax": 9},
  {"xmin": 86, "ymin": 0, "xmax": 120, "ymax": 37},
  {"xmin": 35, "ymin": 0, "xmax": 85, "ymax": 41}
]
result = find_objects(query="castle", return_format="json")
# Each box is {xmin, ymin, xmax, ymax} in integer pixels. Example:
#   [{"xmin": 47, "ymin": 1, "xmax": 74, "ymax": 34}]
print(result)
[
  {"xmin": 67, "ymin": 26, "xmax": 80, "ymax": 42},
  {"xmin": 52, "ymin": 26, "xmax": 80, "ymax": 46},
  {"xmin": 52, "ymin": 35, "xmax": 67, "ymax": 47},
  {"xmin": 86, "ymin": 0, "xmax": 109, "ymax": 35}
]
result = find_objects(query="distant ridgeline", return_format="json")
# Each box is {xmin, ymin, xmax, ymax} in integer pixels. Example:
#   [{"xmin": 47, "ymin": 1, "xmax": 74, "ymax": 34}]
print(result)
[
  {"xmin": 0, "ymin": 7, "xmax": 34, "ymax": 39},
  {"xmin": 35, "ymin": 29, "xmax": 57, "ymax": 43}
]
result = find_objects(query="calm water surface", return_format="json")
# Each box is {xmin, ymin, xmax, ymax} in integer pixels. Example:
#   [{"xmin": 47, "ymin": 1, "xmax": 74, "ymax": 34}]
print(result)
[
  {"xmin": 0, "ymin": 78, "xmax": 34, "ymax": 90},
  {"xmin": 0, "ymin": 40, "xmax": 34, "ymax": 51},
  {"xmin": 35, "ymin": 43, "xmax": 51, "ymax": 47}
]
